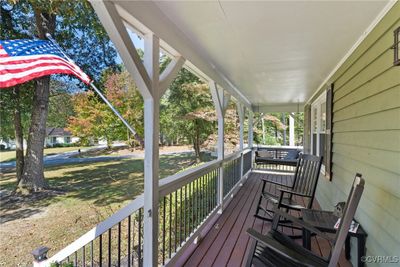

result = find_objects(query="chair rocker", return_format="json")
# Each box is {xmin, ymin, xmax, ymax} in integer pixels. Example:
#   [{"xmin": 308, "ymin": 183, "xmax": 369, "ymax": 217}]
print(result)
[{"xmin": 246, "ymin": 174, "xmax": 365, "ymax": 267}]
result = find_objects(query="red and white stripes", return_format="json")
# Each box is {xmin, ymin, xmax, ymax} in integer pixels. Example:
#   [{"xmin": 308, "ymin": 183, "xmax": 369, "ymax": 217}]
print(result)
[{"xmin": 0, "ymin": 45, "xmax": 91, "ymax": 88}]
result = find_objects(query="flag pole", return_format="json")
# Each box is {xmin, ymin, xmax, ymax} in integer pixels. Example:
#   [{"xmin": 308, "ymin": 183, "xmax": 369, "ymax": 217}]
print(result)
[{"xmin": 45, "ymin": 34, "xmax": 144, "ymax": 147}]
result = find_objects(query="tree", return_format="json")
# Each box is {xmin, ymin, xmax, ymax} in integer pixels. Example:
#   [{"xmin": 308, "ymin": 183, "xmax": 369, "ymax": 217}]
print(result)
[
  {"xmin": 0, "ymin": 3, "xmax": 35, "ymax": 183},
  {"xmin": 2, "ymin": 0, "xmax": 118, "ymax": 192},
  {"xmin": 161, "ymin": 69, "xmax": 216, "ymax": 161},
  {"xmin": 47, "ymin": 80, "xmax": 76, "ymax": 128},
  {"xmin": 68, "ymin": 69, "xmax": 144, "ymax": 148}
]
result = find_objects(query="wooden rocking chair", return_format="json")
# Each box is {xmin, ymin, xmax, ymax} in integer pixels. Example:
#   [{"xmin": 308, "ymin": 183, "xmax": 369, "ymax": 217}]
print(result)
[
  {"xmin": 246, "ymin": 174, "xmax": 365, "ymax": 267},
  {"xmin": 255, "ymin": 153, "xmax": 323, "ymax": 222}
]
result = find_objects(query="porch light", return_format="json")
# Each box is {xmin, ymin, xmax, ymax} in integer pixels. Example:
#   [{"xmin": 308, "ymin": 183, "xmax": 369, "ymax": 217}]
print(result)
[
  {"xmin": 31, "ymin": 246, "xmax": 49, "ymax": 262},
  {"xmin": 394, "ymin": 26, "xmax": 400, "ymax": 66}
]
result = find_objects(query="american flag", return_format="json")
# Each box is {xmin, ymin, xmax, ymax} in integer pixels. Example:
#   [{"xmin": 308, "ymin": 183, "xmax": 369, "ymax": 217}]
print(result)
[{"xmin": 0, "ymin": 39, "xmax": 91, "ymax": 88}]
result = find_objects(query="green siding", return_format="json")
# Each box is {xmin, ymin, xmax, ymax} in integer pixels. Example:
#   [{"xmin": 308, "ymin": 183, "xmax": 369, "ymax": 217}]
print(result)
[{"xmin": 308, "ymin": 3, "xmax": 400, "ymax": 266}]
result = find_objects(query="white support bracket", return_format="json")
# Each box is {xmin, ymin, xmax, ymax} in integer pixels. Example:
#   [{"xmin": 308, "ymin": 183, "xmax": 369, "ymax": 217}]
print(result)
[
  {"xmin": 89, "ymin": 0, "xmax": 152, "ymax": 99},
  {"xmin": 89, "ymin": 3, "xmax": 187, "ymax": 265},
  {"xmin": 160, "ymin": 56, "xmax": 185, "ymax": 95}
]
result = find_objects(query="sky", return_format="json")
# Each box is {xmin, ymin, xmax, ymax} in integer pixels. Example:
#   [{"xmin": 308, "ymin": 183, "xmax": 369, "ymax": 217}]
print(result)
[{"xmin": 115, "ymin": 30, "xmax": 144, "ymax": 65}]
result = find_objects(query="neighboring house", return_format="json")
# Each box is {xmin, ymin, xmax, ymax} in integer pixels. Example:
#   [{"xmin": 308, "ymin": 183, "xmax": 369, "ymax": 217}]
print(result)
[{"xmin": 45, "ymin": 128, "xmax": 79, "ymax": 147}]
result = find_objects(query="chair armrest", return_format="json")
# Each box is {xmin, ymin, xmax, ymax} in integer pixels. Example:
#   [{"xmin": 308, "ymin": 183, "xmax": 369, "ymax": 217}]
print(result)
[
  {"xmin": 277, "ymin": 187, "xmax": 310, "ymax": 198},
  {"xmin": 247, "ymin": 228, "xmax": 271, "ymax": 244},
  {"xmin": 273, "ymin": 208, "xmax": 336, "ymax": 243}
]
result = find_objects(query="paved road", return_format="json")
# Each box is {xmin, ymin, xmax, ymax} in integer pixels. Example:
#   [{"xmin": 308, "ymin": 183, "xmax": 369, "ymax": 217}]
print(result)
[{"xmin": 0, "ymin": 147, "xmax": 193, "ymax": 172}]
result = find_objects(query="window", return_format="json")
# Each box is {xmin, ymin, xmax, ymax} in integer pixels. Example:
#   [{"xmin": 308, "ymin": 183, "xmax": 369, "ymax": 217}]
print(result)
[
  {"xmin": 52, "ymin": 136, "xmax": 57, "ymax": 144},
  {"xmin": 65, "ymin": 136, "xmax": 71, "ymax": 144},
  {"xmin": 311, "ymin": 92, "xmax": 327, "ymax": 168}
]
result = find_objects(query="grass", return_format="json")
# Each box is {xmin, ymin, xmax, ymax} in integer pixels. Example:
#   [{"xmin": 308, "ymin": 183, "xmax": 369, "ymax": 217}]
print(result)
[
  {"xmin": 0, "ymin": 146, "xmax": 87, "ymax": 163},
  {"xmin": 0, "ymin": 152, "xmax": 209, "ymax": 267}
]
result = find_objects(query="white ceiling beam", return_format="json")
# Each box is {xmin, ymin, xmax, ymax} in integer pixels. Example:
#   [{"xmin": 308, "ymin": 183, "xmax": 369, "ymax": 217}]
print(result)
[
  {"xmin": 113, "ymin": 0, "xmax": 252, "ymax": 109},
  {"xmin": 256, "ymin": 103, "xmax": 304, "ymax": 113},
  {"xmin": 159, "ymin": 56, "xmax": 185, "ymax": 95},
  {"xmin": 89, "ymin": 0, "xmax": 152, "ymax": 99}
]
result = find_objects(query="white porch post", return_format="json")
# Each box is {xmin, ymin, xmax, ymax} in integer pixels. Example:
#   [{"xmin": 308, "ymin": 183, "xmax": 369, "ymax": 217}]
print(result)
[
  {"xmin": 289, "ymin": 113, "xmax": 295, "ymax": 146},
  {"xmin": 143, "ymin": 33, "xmax": 160, "ymax": 266},
  {"xmin": 248, "ymin": 110, "xmax": 254, "ymax": 148},
  {"xmin": 210, "ymin": 81, "xmax": 230, "ymax": 212},
  {"xmin": 86, "ymin": 4, "xmax": 185, "ymax": 263},
  {"xmin": 237, "ymin": 103, "xmax": 245, "ymax": 178}
]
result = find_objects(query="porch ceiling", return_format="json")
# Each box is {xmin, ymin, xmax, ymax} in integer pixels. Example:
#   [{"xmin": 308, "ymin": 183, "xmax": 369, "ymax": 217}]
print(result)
[{"xmin": 105, "ymin": 0, "xmax": 390, "ymax": 109}]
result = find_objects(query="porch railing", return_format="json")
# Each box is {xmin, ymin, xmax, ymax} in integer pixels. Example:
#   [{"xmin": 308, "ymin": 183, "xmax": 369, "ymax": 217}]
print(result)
[{"xmin": 34, "ymin": 148, "xmax": 253, "ymax": 267}]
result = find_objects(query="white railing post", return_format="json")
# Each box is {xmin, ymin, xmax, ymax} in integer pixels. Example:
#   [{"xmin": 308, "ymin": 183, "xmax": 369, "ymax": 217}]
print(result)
[{"xmin": 210, "ymin": 81, "xmax": 230, "ymax": 212}]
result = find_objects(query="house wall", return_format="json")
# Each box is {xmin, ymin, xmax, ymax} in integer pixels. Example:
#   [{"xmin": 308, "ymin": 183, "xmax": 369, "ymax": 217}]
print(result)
[{"xmin": 306, "ymin": 3, "xmax": 400, "ymax": 265}]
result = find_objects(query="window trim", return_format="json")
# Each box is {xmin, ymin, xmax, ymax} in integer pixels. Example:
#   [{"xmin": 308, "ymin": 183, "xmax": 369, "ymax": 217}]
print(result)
[{"xmin": 311, "ymin": 91, "xmax": 327, "ymax": 175}]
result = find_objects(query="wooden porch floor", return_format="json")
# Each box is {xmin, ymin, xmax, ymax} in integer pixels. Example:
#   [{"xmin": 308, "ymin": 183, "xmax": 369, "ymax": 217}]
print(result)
[{"xmin": 181, "ymin": 171, "xmax": 352, "ymax": 267}]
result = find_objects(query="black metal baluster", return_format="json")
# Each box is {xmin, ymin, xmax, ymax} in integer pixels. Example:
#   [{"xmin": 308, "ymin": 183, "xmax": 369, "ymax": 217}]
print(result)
[
  {"xmin": 207, "ymin": 173, "xmax": 211, "ymax": 213},
  {"xmin": 191, "ymin": 181, "xmax": 194, "ymax": 233},
  {"xmin": 138, "ymin": 209, "xmax": 142, "ymax": 267},
  {"xmin": 195, "ymin": 178, "xmax": 198, "ymax": 227},
  {"xmin": 99, "ymin": 235, "xmax": 103, "ymax": 267},
  {"xmin": 184, "ymin": 185, "xmax": 187, "ymax": 240},
  {"xmin": 180, "ymin": 187, "xmax": 183, "ymax": 246},
  {"xmin": 169, "ymin": 194, "xmax": 172, "ymax": 259},
  {"xmin": 74, "ymin": 251, "xmax": 78, "ymax": 267},
  {"xmin": 118, "ymin": 222, "xmax": 121, "ymax": 266},
  {"xmin": 128, "ymin": 215, "xmax": 131, "ymax": 267},
  {"xmin": 162, "ymin": 196, "xmax": 166, "ymax": 265},
  {"xmin": 174, "ymin": 190, "xmax": 178, "ymax": 252},
  {"xmin": 90, "ymin": 241, "xmax": 93, "ymax": 267},
  {"xmin": 108, "ymin": 229, "xmax": 112, "ymax": 267},
  {"xmin": 200, "ymin": 176, "xmax": 203, "ymax": 221},
  {"xmin": 82, "ymin": 246, "xmax": 86, "ymax": 267}
]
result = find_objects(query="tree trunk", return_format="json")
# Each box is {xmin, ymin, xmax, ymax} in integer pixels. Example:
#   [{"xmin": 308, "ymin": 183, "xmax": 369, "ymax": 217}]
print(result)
[
  {"xmin": 18, "ymin": 10, "xmax": 55, "ymax": 192},
  {"xmin": 13, "ymin": 87, "xmax": 24, "ymax": 184},
  {"xmin": 18, "ymin": 77, "xmax": 50, "ymax": 191}
]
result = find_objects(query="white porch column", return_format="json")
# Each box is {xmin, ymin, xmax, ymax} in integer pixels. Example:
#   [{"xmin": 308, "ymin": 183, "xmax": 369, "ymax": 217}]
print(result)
[
  {"xmin": 261, "ymin": 113, "xmax": 266, "ymax": 144},
  {"xmin": 237, "ymin": 103, "xmax": 245, "ymax": 178},
  {"xmin": 143, "ymin": 33, "xmax": 160, "ymax": 266},
  {"xmin": 86, "ymin": 4, "xmax": 185, "ymax": 263},
  {"xmin": 210, "ymin": 81, "xmax": 230, "ymax": 212},
  {"xmin": 248, "ymin": 110, "xmax": 254, "ymax": 148},
  {"xmin": 237, "ymin": 103, "xmax": 245, "ymax": 151},
  {"xmin": 289, "ymin": 113, "xmax": 295, "ymax": 146}
]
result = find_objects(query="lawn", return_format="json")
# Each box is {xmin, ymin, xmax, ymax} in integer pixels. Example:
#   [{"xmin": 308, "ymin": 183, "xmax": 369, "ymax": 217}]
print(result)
[
  {"xmin": 0, "ymin": 146, "xmax": 87, "ymax": 163},
  {"xmin": 0, "ymin": 152, "xmax": 205, "ymax": 267}
]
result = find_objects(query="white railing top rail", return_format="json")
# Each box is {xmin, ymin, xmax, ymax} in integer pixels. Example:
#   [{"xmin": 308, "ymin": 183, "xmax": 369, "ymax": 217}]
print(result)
[
  {"xmin": 159, "ymin": 148, "xmax": 251, "ymax": 197},
  {"xmin": 44, "ymin": 195, "xmax": 144, "ymax": 264}
]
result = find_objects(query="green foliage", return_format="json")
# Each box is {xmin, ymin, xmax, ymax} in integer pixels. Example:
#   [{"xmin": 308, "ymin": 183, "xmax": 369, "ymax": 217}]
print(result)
[
  {"xmin": 68, "ymin": 69, "xmax": 144, "ymax": 147},
  {"xmin": 253, "ymin": 112, "xmax": 304, "ymax": 146},
  {"xmin": 160, "ymin": 68, "xmax": 216, "ymax": 159},
  {"xmin": 50, "ymin": 262, "xmax": 73, "ymax": 267}
]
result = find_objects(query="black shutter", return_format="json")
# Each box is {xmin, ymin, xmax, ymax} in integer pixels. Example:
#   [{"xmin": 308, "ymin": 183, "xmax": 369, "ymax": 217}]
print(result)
[{"xmin": 325, "ymin": 84, "xmax": 334, "ymax": 180}]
